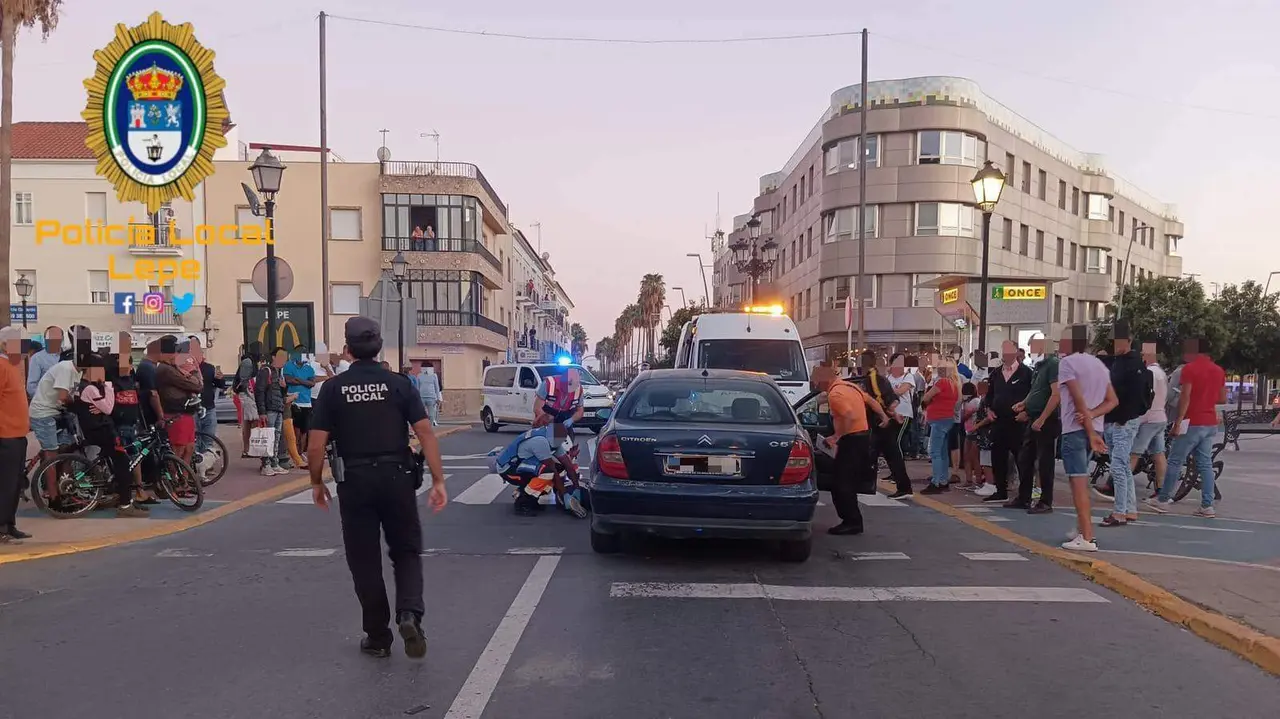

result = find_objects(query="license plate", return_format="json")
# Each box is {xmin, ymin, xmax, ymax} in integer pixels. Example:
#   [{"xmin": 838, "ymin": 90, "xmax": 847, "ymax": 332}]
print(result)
[{"xmin": 663, "ymin": 455, "xmax": 741, "ymax": 476}]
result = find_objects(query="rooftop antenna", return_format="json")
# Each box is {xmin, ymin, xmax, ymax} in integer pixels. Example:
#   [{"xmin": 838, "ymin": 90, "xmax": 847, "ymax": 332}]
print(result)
[
  {"xmin": 419, "ymin": 130, "xmax": 440, "ymax": 161},
  {"xmin": 376, "ymin": 129, "xmax": 391, "ymax": 163},
  {"xmin": 531, "ymin": 221, "xmax": 543, "ymax": 254}
]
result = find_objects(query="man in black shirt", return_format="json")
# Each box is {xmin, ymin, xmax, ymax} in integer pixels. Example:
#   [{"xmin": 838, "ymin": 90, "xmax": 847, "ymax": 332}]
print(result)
[
  {"xmin": 981, "ymin": 340, "xmax": 1033, "ymax": 503},
  {"xmin": 857, "ymin": 351, "xmax": 913, "ymax": 498}
]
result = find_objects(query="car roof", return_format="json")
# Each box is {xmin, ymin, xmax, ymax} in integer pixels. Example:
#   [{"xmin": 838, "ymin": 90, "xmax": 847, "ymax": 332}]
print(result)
[{"xmin": 632, "ymin": 368, "xmax": 774, "ymax": 383}]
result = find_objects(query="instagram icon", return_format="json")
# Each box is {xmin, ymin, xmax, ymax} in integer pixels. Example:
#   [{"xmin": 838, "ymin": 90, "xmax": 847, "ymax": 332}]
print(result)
[{"xmin": 141, "ymin": 293, "xmax": 165, "ymax": 315}]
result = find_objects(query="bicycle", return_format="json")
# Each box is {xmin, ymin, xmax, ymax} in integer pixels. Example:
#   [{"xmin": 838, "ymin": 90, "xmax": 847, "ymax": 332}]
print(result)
[
  {"xmin": 1089, "ymin": 425, "xmax": 1223, "ymax": 503},
  {"xmin": 193, "ymin": 430, "xmax": 229, "ymax": 487},
  {"xmin": 1172, "ymin": 440, "xmax": 1225, "ymax": 503},
  {"xmin": 29, "ymin": 418, "xmax": 203, "ymax": 518}
]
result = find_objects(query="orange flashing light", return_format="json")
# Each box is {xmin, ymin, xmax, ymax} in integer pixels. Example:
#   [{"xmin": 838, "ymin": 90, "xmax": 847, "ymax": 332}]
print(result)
[{"xmin": 742, "ymin": 304, "xmax": 785, "ymax": 316}]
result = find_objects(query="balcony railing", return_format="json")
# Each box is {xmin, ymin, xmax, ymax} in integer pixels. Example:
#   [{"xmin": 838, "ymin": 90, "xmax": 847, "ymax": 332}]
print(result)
[
  {"xmin": 127, "ymin": 223, "xmax": 181, "ymax": 253},
  {"xmin": 416, "ymin": 310, "xmax": 507, "ymax": 336},
  {"xmin": 382, "ymin": 236, "xmax": 502, "ymax": 271},
  {"xmin": 380, "ymin": 161, "xmax": 508, "ymax": 219},
  {"xmin": 132, "ymin": 302, "xmax": 181, "ymax": 327}
]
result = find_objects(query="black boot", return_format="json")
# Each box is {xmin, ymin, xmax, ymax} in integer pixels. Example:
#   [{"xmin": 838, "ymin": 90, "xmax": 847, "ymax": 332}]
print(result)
[{"xmin": 397, "ymin": 611, "xmax": 426, "ymax": 659}]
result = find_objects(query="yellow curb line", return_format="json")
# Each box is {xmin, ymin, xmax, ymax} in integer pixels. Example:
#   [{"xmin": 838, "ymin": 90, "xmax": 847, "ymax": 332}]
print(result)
[
  {"xmin": 889, "ymin": 480, "xmax": 1280, "ymax": 677},
  {"xmin": 0, "ymin": 425, "xmax": 471, "ymax": 567}
]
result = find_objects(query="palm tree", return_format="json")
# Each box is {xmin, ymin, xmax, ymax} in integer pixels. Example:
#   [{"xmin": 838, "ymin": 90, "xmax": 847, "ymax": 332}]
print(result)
[
  {"xmin": 613, "ymin": 314, "xmax": 633, "ymax": 377},
  {"xmin": 0, "ymin": 0, "xmax": 62, "ymax": 326},
  {"xmin": 626, "ymin": 303, "xmax": 647, "ymax": 369},
  {"xmin": 569, "ymin": 322, "xmax": 588, "ymax": 361},
  {"xmin": 638, "ymin": 273, "xmax": 665, "ymax": 363}
]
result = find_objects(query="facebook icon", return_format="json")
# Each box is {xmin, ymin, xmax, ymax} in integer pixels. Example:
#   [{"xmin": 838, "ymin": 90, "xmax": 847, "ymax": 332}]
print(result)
[{"xmin": 113, "ymin": 293, "xmax": 136, "ymax": 315}]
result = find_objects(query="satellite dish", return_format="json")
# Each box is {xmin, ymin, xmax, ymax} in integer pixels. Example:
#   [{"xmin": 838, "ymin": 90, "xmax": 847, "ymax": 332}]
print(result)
[{"xmin": 376, "ymin": 146, "xmax": 391, "ymax": 162}]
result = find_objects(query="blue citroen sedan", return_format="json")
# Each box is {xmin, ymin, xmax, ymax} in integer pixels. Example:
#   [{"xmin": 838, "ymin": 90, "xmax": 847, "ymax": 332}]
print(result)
[{"xmin": 586, "ymin": 369, "xmax": 820, "ymax": 562}]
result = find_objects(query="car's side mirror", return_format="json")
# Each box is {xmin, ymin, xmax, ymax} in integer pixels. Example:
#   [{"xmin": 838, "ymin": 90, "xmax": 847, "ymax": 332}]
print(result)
[{"xmin": 596, "ymin": 408, "xmax": 612, "ymax": 421}]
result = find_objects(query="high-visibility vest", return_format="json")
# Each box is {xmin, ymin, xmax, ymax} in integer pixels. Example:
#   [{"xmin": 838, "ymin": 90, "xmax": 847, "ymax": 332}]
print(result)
[{"xmin": 542, "ymin": 376, "xmax": 581, "ymax": 415}]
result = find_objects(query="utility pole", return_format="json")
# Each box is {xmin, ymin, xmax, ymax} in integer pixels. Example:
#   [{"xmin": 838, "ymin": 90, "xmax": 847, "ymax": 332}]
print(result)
[
  {"xmin": 318, "ymin": 10, "xmax": 331, "ymax": 346},
  {"xmin": 855, "ymin": 28, "xmax": 869, "ymax": 355}
]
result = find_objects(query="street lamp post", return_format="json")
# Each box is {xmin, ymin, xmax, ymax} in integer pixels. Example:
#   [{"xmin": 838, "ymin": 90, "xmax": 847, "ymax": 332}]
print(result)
[
  {"xmin": 1116, "ymin": 222, "xmax": 1151, "ymax": 320},
  {"xmin": 392, "ymin": 250, "xmax": 409, "ymax": 368},
  {"xmin": 729, "ymin": 215, "xmax": 778, "ymax": 305},
  {"xmin": 671, "ymin": 286, "xmax": 688, "ymax": 308},
  {"xmin": 970, "ymin": 161, "xmax": 1008, "ymax": 359},
  {"xmin": 686, "ymin": 253, "xmax": 711, "ymax": 306},
  {"xmin": 249, "ymin": 149, "xmax": 287, "ymax": 352},
  {"xmin": 13, "ymin": 273, "xmax": 32, "ymax": 329}
]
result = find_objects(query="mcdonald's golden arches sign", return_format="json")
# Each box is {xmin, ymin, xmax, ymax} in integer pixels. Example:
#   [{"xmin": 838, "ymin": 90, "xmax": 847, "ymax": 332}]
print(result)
[{"xmin": 241, "ymin": 303, "xmax": 314, "ymax": 352}]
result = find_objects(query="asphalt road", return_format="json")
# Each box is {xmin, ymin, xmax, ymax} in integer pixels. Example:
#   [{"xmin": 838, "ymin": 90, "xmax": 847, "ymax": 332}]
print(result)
[{"xmin": 1, "ymin": 426, "xmax": 1277, "ymax": 719}]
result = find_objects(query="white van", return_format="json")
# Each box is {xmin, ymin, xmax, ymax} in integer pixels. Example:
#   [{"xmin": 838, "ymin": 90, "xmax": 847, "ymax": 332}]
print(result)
[
  {"xmin": 480, "ymin": 362, "xmax": 615, "ymax": 433},
  {"xmin": 673, "ymin": 307, "xmax": 811, "ymax": 404}
]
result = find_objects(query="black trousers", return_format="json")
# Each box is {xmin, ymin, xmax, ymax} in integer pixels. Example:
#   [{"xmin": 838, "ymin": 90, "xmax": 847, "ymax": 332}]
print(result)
[
  {"xmin": 86, "ymin": 433, "xmax": 133, "ymax": 505},
  {"xmin": 872, "ymin": 421, "xmax": 911, "ymax": 493},
  {"xmin": 990, "ymin": 418, "xmax": 1025, "ymax": 494},
  {"xmin": 830, "ymin": 432, "xmax": 871, "ymax": 529},
  {"xmin": 336, "ymin": 462, "xmax": 424, "ymax": 645},
  {"xmin": 0, "ymin": 437, "xmax": 26, "ymax": 530},
  {"xmin": 1016, "ymin": 415, "xmax": 1061, "ymax": 507}
]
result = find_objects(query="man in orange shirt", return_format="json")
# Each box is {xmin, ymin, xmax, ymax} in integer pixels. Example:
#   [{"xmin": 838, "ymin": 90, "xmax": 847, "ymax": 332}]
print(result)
[
  {"xmin": 0, "ymin": 327, "xmax": 32, "ymax": 544},
  {"xmin": 812, "ymin": 365, "xmax": 890, "ymax": 536}
]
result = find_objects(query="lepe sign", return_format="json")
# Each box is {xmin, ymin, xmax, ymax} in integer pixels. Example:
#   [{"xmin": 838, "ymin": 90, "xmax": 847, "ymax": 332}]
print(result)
[{"xmin": 991, "ymin": 285, "xmax": 1046, "ymax": 301}]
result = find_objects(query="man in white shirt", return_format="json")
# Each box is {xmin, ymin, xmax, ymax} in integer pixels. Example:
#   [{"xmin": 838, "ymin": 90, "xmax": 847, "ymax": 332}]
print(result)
[
  {"xmin": 29, "ymin": 357, "xmax": 83, "ymax": 503},
  {"xmin": 887, "ymin": 353, "xmax": 916, "ymax": 457},
  {"xmin": 1130, "ymin": 343, "xmax": 1168, "ymax": 494}
]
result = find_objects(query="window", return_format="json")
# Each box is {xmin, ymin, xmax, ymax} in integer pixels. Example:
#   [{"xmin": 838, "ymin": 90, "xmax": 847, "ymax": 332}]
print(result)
[
  {"xmin": 820, "ymin": 275, "xmax": 877, "ymax": 309},
  {"xmin": 237, "ymin": 280, "xmax": 264, "ymax": 308},
  {"xmin": 1019, "ymin": 224, "xmax": 1029, "ymax": 255},
  {"xmin": 910, "ymin": 273, "xmax": 940, "ymax": 307},
  {"xmin": 824, "ymin": 206, "xmax": 878, "ymax": 242},
  {"xmin": 1056, "ymin": 237, "xmax": 1064, "ymax": 267},
  {"xmin": 1072, "ymin": 187, "xmax": 1080, "ymax": 215},
  {"xmin": 1107, "ymin": 255, "xmax": 1114, "ymax": 276},
  {"xmin": 915, "ymin": 203, "xmax": 975, "ymax": 237},
  {"xmin": 824, "ymin": 135, "xmax": 880, "ymax": 174},
  {"xmin": 406, "ymin": 269, "xmax": 484, "ymax": 316},
  {"xmin": 917, "ymin": 131, "xmax": 980, "ymax": 166},
  {"xmin": 624, "ymin": 377, "xmax": 795, "ymax": 424},
  {"xmin": 799, "ymin": 176, "xmax": 806, "ymax": 204},
  {"xmin": 1117, "ymin": 209, "xmax": 1125, "ymax": 236},
  {"xmin": 11, "ymin": 270, "xmax": 35, "ymax": 303},
  {"xmin": 1068, "ymin": 298, "xmax": 1076, "ymax": 323},
  {"xmin": 13, "ymin": 192, "xmax": 32, "ymax": 225},
  {"xmin": 1035, "ymin": 230, "xmax": 1044, "ymax": 260},
  {"xmin": 1021, "ymin": 162, "xmax": 1031, "ymax": 193},
  {"xmin": 1002, "ymin": 218, "xmax": 1013, "ymax": 251},
  {"xmin": 331, "ymin": 283, "xmax": 361, "ymax": 314},
  {"xmin": 1054, "ymin": 294, "xmax": 1063, "ymax": 323},
  {"xmin": 1037, "ymin": 170, "xmax": 1047, "ymax": 201},
  {"xmin": 85, "ymin": 192, "xmax": 107, "ymax": 223},
  {"xmin": 329, "ymin": 208, "xmax": 362, "ymax": 240},
  {"xmin": 484, "ymin": 366, "xmax": 516, "ymax": 388},
  {"xmin": 88, "ymin": 270, "xmax": 109, "ymax": 304},
  {"xmin": 1058, "ymin": 181, "xmax": 1067, "ymax": 210},
  {"xmin": 1004, "ymin": 153, "xmax": 1015, "ymax": 183},
  {"xmin": 518, "ymin": 367, "xmax": 538, "ymax": 389},
  {"xmin": 1129, "ymin": 264, "xmax": 1136, "ymax": 285},
  {"xmin": 1086, "ymin": 193, "xmax": 1109, "ymax": 221},
  {"xmin": 1086, "ymin": 247, "xmax": 1109, "ymax": 273},
  {"xmin": 803, "ymin": 287, "xmax": 811, "ymax": 319},
  {"xmin": 381, "ymin": 193, "xmax": 484, "ymax": 251},
  {"xmin": 1069, "ymin": 242, "xmax": 1078, "ymax": 271}
]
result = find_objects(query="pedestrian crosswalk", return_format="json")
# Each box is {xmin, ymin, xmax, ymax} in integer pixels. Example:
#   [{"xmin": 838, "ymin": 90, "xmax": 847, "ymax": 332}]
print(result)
[
  {"xmin": 153, "ymin": 546, "xmax": 1030, "ymax": 563},
  {"xmin": 276, "ymin": 475, "xmax": 451, "ymax": 505}
]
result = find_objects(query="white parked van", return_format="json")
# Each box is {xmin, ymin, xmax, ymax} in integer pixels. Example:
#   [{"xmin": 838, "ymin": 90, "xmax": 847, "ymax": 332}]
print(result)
[
  {"xmin": 480, "ymin": 362, "xmax": 615, "ymax": 433},
  {"xmin": 672, "ymin": 307, "xmax": 811, "ymax": 404}
]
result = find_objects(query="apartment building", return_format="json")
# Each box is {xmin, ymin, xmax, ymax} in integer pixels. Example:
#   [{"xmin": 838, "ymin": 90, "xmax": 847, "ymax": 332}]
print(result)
[
  {"xmin": 509, "ymin": 229, "xmax": 575, "ymax": 363},
  {"xmin": 204, "ymin": 152, "xmax": 519, "ymax": 416},
  {"xmin": 7, "ymin": 121, "xmax": 213, "ymax": 353},
  {"xmin": 713, "ymin": 76, "xmax": 1186, "ymax": 364}
]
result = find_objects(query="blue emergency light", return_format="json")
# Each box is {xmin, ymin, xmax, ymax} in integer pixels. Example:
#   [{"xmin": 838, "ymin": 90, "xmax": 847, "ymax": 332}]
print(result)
[{"xmin": 556, "ymin": 355, "xmax": 572, "ymax": 366}]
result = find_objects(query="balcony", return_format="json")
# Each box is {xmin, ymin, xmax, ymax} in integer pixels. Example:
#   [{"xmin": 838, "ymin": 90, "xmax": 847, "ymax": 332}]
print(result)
[
  {"xmin": 127, "ymin": 223, "xmax": 184, "ymax": 255},
  {"xmin": 415, "ymin": 310, "xmax": 508, "ymax": 351},
  {"xmin": 132, "ymin": 302, "xmax": 184, "ymax": 329},
  {"xmin": 382, "ymin": 236, "xmax": 501, "ymax": 270},
  {"xmin": 379, "ymin": 161, "xmax": 508, "ymax": 220}
]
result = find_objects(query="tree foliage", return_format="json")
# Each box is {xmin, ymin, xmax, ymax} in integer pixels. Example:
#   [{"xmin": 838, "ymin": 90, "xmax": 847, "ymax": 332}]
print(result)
[
  {"xmin": 1090, "ymin": 276, "xmax": 1225, "ymax": 365},
  {"xmin": 1212, "ymin": 281, "xmax": 1280, "ymax": 374},
  {"xmin": 569, "ymin": 322, "xmax": 587, "ymax": 361}
]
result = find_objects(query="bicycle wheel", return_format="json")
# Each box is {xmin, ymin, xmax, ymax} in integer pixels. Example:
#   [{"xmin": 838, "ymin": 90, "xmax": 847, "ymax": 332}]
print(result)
[
  {"xmin": 29, "ymin": 453, "xmax": 104, "ymax": 518},
  {"xmin": 158, "ymin": 453, "xmax": 204, "ymax": 512},
  {"xmin": 193, "ymin": 432, "xmax": 229, "ymax": 487}
]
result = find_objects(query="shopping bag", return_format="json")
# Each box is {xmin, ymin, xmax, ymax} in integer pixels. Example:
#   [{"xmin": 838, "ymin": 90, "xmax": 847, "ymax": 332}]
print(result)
[{"xmin": 248, "ymin": 427, "xmax": 276, "ymax": 458}]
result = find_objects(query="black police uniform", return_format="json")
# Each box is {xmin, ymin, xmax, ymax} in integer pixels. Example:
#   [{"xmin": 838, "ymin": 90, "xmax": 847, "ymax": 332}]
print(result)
[{"xmin": 310, "ymin": 324, "xmax": 429, "ymax": 653}]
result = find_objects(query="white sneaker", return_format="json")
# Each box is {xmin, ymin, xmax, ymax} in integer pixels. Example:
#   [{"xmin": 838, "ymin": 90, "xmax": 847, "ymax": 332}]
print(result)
[
  {"xmin": 271, "ymin": 466, "xmax": 287, "ymax": 476},
  {"xmin": 1193, "ymin": 506, "xmax": 1216, "ymax": 518},
  {"xmin": 1062, "ymin": 535, "xmax": 1098, "ymax": 552},
  {"xmin": 974, "ymin": 484, "xmax": 997, "ymax": 497},
  {"xmin": 260, "ymin": 466, "xmax": 276, "ymax": 477},
  {"xmin": 1143, "ymin": 497, "xmax": 1171, "ymax": 514}
]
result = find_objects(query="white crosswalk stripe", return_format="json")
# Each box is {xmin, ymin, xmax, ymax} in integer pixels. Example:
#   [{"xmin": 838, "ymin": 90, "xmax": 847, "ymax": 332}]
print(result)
[{"xmin": 276, "ymin": 474, "xmax": 450, "ymax": 504}]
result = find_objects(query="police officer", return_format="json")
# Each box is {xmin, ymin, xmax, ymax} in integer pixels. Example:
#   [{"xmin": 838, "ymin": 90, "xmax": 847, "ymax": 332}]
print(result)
[{"xmin": 307, "ymin": 316, "xmax": 447, "ymax": 659}]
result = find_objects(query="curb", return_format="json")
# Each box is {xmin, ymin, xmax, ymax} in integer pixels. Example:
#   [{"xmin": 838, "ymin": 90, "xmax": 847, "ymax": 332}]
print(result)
[
  {"xmin": 894, "ymin": 481, "xmax": 1280, "ymax": 677},
  {"xmin": 0, "ymin": 425, "xmax": 470, "ymax": 567}
]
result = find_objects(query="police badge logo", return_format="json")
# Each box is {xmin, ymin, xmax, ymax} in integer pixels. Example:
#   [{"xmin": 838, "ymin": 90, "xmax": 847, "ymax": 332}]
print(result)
[{"xmin": 81, "ymin": 12, "xmax": 229, "ymax": 214}]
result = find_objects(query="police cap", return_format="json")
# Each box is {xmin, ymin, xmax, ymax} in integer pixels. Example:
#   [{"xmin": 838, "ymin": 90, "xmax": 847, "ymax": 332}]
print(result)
[{"xmin": 345, "ymin": 316, "xmax": 381, "ymax": 344}]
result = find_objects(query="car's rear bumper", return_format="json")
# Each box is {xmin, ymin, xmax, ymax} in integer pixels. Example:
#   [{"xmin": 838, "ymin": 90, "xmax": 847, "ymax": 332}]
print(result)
[{"xmin": 587, "ymin": 477, "xmax": 817, "ymax": 540}]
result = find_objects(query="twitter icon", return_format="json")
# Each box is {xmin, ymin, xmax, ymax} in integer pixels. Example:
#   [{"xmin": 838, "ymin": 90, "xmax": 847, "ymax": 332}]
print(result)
[{"xmin": 172, "ymin": 292, "xmax": 195, "ymax": 315}]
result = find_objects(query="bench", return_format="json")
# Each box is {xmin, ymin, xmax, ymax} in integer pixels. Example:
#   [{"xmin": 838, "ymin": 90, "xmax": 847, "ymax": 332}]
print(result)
[{"xmin": 1222, "ymin": 408, "xmax": 1280, "ymax": 450}]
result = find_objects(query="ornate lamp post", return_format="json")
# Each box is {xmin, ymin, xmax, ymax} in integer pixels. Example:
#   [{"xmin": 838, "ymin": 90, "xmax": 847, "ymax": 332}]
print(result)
[
  {"xmin": 970, "ymin": 161, "xmax": 1007, "ymax": 358},
  {"xmin": 729, "ymin": 214, "xmax": 778, "ymax": 305},
  {"xmin": 392, "ymin": 250, "xmax": 409, "ymax": 366},
  {"xmin": 249, "ymin": 149, "xmax": 287, "ymax": 351}
]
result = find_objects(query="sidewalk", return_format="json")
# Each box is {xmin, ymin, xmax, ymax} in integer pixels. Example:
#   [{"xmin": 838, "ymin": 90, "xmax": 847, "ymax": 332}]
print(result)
[{"xmin": 895, "ymin": 438, "xmax": 1280, "ymax": 641}]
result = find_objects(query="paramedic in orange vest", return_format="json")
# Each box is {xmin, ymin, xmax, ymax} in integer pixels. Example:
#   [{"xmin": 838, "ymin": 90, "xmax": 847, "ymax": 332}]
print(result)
[{"xmin": 532, "ymin": 368, "xmax": 585, "ymax": 502}]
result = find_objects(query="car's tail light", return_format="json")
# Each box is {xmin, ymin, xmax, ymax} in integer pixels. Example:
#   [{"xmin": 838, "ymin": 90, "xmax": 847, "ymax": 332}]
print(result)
[
  {"xmin": 779, "ymin": 440, "xmax": 812, "ymax": 485},
  {"xmin": 598, "ymin": 434, "xmax": 628, "ymax": 479}
]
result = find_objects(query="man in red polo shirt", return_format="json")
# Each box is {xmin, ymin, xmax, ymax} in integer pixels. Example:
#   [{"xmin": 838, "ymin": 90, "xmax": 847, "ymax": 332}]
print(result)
[{"xmin": 1146, "ymin": 338, "xmax": 1225, "ymax": 517}]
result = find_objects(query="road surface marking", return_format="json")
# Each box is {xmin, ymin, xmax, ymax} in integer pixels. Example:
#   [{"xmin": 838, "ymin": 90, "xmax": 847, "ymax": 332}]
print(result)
[
  {"xmin": 441, "ymin": 447, "xmax": 503, "ymax": 460},
  {"xmin": 984, "ymin": 517, "xmax": 1012, "ymax": 522},
  {"xmin": 849, "ymin": 552, "xmax": 910, "ymax": 560},
  {"xmin": 961, "ymin": 506, "xmax": 993, "ymax": 513},
  {"xmin": 444, "ymin": 555, "xmax": 560, "ymax": 718},
  {"xmin": 506, "ymin": 547, "xmax": 564, "ymax": 555},
  {"xmin": 275, "ymin": 548, "xmax": 336, "ymax": 557},
  {"xmin": 154, "ymin": 548, "xmax": 211, "ymax": 557},
  {"xmin": 858, "ymin": 493, "xmax": 906, "ymax": 507},
  {"xmin": 278, "ymin": 475, "xmax": 448, "ymax": 504},
  {"xmin": 960, "ymin": 552, "xmax": 1028, "ymax": 561},
  {"xmin": 1097, "ymin": 550, "xmax": 1280, "ymax": 573},
  {"xmin": 608, "ymin": 583, "xmax": 1108, "ymax": 603},
  {"xmin": 443, "ymin": 465, "xmax": 489, "ymax": 470},
  {"xmin": 454, "ymin": 473, "xmax": 508, "ymax": 504}
]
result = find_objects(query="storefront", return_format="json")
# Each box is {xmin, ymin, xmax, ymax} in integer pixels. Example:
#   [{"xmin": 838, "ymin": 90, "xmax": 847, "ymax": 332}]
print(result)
[{"xmin": 928, "ymin": 274, "xmax": 1061, "ymax": 357}]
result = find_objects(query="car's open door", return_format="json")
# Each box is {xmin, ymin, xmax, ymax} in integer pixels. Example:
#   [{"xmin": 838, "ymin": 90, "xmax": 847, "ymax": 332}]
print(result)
[{"xmin": 793, "ymin": 390, "xmax": 835, "ymax": 491}]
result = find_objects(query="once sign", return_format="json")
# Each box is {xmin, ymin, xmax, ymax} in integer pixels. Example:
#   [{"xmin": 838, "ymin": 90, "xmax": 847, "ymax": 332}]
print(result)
[
  {"xmin": 992, "ymin": 285, "xmax": 1046, "ymax": 301},
  {"xmin": 940, "ymin": 287, "xmax": 961, "ymax": 304}
]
